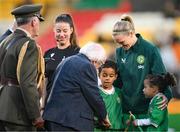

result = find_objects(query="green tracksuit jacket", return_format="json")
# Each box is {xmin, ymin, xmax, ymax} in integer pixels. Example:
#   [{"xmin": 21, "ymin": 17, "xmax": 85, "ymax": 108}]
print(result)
[{"xmin": 115, "ymin": 34, "xmax": 172, "ymax": 114}]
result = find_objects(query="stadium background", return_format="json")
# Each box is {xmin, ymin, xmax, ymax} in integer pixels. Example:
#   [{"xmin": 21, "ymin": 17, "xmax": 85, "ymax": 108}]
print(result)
[{"xmin": 0, "ymin": 0, "xmax": 180, "ymax": 131}]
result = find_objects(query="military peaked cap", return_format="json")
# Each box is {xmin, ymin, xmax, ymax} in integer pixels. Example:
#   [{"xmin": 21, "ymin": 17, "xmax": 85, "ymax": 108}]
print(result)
[{"xmin": 11, "ymin": 4, "xmax": 44, "ymax": 21}]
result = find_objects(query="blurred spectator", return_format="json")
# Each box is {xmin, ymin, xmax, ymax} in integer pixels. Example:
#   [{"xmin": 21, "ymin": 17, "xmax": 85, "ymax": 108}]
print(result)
[{"xmin": 163, "ymin": 0, "xmax": 180, "ymax": 17}]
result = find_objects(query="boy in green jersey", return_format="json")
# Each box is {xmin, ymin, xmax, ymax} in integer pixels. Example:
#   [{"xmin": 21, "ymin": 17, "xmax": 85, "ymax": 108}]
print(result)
[
  {"xmin": 94, "ymin": 60, "xmax": 124, "ymax": 131},
  {"xmin": 132, "ymin": 73, "xmax": 176, "ymax": 131}
]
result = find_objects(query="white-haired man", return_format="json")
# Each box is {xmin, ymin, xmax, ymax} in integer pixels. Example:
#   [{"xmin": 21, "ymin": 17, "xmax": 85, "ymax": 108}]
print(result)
[{"xmin": 43, "ymin": 42, "xmax": 110, "ymax": 131}]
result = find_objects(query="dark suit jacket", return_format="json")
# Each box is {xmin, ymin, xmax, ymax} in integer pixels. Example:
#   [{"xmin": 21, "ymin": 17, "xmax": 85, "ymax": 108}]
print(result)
[
  {"xmin": 43, "ymin": 53, "xmax": 107, "ymax": 131},
  {"xmin": 0, "ymin": 29, "xmax": 12, "ymax": 43},
  {"xmin": 0, "ymin": 29, "xmax": 40, "ymax": 125}
]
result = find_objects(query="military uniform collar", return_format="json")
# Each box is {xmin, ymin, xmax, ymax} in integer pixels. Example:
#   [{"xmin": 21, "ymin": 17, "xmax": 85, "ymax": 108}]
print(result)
[{"xmin": 16, "ymin": 27, "xmax": 32, "ymax": 38}]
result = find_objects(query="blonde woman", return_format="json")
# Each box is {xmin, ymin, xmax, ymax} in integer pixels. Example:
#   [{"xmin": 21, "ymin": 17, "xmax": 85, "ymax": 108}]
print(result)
[{"xmin": 112, "ymin": 14, "xmax": 172, "ymax": 131}]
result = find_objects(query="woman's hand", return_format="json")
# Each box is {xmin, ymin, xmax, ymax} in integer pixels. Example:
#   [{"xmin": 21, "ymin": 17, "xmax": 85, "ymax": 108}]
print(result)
[{"xmin": 157, "ymin": 94, "xmax": 168, "ymax": 110}]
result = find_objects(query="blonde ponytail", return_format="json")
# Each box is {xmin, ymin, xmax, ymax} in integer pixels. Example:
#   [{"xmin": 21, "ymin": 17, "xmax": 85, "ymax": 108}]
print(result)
[
  {"xmin": 120, "ymin": 14, "xmax": 134, "ymax": 30},
  {"xmin": 113, "ymin": 14, "xmax": 135, "ymax": 35}
]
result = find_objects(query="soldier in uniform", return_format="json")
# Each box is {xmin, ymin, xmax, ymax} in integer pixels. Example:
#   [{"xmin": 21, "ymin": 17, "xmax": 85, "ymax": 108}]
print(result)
[{"xmin": 0, "ymin": 4, "xmax": 45, "ymax": 131}]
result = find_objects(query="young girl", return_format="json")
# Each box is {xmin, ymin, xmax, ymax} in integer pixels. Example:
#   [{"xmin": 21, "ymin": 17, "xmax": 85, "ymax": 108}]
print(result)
[
  {"xmin": 133, "ymin": 73, "xmax": 176, "ymax": 131},
  {"xmin": 94, "ymin": 60, "xmax": 124, "ymax": 131}
]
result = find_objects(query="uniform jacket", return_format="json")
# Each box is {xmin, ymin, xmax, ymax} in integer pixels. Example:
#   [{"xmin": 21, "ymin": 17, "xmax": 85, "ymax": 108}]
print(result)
[
  {"xmin": 0, "ymin": 28, "xmax": 41, "ymax": 126},
  {"xmin": 43, "ymin": 53, "xmax": 107, "ymax": 131}
]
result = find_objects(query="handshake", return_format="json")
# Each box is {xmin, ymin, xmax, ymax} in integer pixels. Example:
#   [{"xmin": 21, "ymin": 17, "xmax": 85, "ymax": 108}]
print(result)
[
  {"xmin": 126, "ymin": 111, "xmax": 136, "ymax": 126},
  {"xmin": 99, "ymin": 115, "xmax": 111, "ymax": 129},
  {"xmin": 125, "ymin": 111, "xmax": 143, "ymax": 132},
  {"xmin": 32, "ymin": 117, "xmax": 44, "ymax": 128}
]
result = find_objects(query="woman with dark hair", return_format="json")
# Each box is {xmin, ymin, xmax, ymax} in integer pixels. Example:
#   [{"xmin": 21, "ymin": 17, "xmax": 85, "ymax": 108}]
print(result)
[{"xmin": 44, "ymin": 14, "xmax": 80, "ymax": 101}]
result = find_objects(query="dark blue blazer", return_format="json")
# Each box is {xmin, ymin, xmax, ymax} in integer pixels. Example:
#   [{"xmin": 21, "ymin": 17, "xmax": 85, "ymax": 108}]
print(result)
[
  {"xmin": 43, "ymin": 53, "xmax": 107, "ymax": 131},
  {"xmin": 0, "ymin": 29, "xmax": 12, "ymax": 43}
]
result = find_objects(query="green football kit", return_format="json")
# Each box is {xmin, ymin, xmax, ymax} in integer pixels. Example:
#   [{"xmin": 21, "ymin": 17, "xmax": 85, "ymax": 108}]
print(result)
[
  {"xmin": 135, "ymin": 93, "xmax": 168, "ymax": 131},
  {"xmin": 94, "ymin": 86, "xmax": 123, "ymax": 131}
]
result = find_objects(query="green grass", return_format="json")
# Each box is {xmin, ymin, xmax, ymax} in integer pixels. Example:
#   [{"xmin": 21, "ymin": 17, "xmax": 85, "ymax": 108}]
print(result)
[{"xmin": 169, "ymin": 114, "xmax": 180, "ymax": 131}]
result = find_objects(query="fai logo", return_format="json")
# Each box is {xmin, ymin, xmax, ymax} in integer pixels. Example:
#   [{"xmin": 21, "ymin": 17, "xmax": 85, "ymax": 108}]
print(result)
[{"xmin": 137, "ymin": 55, "xmax": 145, "ymax": 64}]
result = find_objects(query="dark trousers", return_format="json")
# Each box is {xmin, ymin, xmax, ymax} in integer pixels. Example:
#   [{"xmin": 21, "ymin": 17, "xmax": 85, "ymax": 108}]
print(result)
[
  {"xmin": 45, "ymin": 120, "xmax": 78, "ymax": 131},
  {"xmin": 0, "ymin": 120, "xmax": 36, "ymax": 131}
]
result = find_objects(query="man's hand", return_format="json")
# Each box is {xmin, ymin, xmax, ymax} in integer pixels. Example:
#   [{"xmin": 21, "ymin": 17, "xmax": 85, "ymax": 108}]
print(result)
[
  {"xmin": 101, "ymin": 115, "xmax": 111, "ymax": 128},
  {"xmin": 32, "ymin": 117, "xmax": 44, "ymax": 128}
]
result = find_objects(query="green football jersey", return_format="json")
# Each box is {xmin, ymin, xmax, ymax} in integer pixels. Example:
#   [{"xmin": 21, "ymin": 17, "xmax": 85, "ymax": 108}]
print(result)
[
  {"xmin": 94, "ymin": 86, "xmax": 123, "ymax": 131},
  {"xmin": 147, "ymin": 93, "xmax": 168, "ymax": 131}
]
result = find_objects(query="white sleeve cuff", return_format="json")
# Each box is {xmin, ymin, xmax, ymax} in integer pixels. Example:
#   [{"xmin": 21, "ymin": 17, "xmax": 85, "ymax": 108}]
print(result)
[
  {"xmin": 137, "ymin": 118, "xmax": 151, "ymax": 126},
  {"xmin": 151, "ymin": 122, "xmax": 158, "ymax": 128}
]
